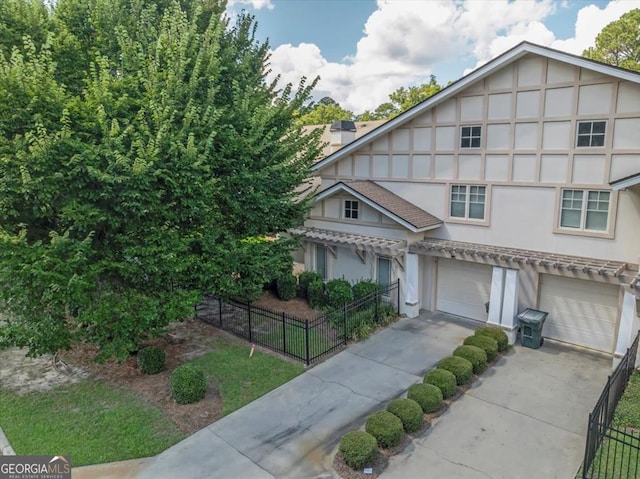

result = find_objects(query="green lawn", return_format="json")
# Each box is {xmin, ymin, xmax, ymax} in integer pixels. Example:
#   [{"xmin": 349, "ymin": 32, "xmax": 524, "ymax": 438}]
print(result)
[
  {"xmin": 253, "ymin": 322, "xmax": 332, "ymax": 360},
  {"xmin": 0, "ymin": 381, "xmax": 184, "ymax": 466},
  {"xmin": 0, "ymin": 336, "xmax": 304, "ymax": 465},
  {"xmin": 190, "ymin": 338, "xmax": 304, "ymax": 415}
]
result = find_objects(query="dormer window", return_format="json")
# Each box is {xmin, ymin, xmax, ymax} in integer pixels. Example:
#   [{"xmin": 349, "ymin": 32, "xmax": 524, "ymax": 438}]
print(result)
[{"xmin": 344, "ymin": 200, "xmax": 359, "ymax": 219}]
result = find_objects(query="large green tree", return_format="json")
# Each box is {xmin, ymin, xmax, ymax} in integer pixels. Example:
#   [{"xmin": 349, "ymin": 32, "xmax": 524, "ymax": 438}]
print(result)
[
  {"xmin": 0, "ymin": 0, "xmax": 321, "ymax": 361},
  {"xmin": 583, "ymin": 8, "xmax": 640, "ymax": 72},
  {"xmin": 295, "ymin": 101, "xmax": 354, "ymax": 126},
  {"xmin": 357, "ymin": 75, "xmax": 442, "ymax": 120}
]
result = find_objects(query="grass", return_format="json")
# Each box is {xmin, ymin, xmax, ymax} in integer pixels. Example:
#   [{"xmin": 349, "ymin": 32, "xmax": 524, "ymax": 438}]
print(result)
[
  {"xmin": 584, "ymin": 372, "xmax": 640, "ymax": 478},
  {"xmin": 255, "ymin": 323, "xmax": 332, "ymax": 360},
  {"xmin": 190, "ymin": 338, "xmax": 304, "ymax": 415},
  {"xmin": 0, "ymin": 336, "xmax": 304, "ymax": 465},
  {"xmin": 0, "ymin": 381, "xmax": 184, "ymax": 466}
]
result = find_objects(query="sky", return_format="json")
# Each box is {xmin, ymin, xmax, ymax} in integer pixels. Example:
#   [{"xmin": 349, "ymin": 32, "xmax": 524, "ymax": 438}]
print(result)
[{"xmin": 226, "ymin": 0, "xmax": 639, "ymax": 114}]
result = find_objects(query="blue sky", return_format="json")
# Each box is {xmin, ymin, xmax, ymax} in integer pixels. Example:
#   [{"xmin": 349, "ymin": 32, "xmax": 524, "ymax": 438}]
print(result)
[{"xmin": 228, "ymin": 0, "xmax": 637, "ymax": 113}]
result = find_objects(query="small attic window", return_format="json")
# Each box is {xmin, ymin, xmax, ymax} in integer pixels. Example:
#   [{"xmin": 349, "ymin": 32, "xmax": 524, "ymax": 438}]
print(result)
[{"xmin": 344, "ymin": 200, "xmax": 359, "ymax": 219}]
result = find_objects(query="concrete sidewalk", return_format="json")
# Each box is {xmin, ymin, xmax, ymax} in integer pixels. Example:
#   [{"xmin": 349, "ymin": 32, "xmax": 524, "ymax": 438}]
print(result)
[{"xmin": 380, "ymin": 340, "xmax": 610, "ymax": 479}]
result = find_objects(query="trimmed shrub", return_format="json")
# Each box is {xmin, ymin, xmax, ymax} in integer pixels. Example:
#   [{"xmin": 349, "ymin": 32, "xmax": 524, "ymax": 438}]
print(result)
[
  {"xmin": 387, "ymin": 398, "xmax": 424, "ymax": 433},
  {"xmin": 326, "ymin": 278, "xmax": 354, "ymax": 309},
  {"xmin": 307, "ymin": 279, "xmax": 325, "ymax": 309},
  {"xmin": 298, "ymin": 271, "xmax": 323, "ymax": 298},
  {"xmin": 339, "ymin": 431, "xmax": 378, "ymax": 470},
  {"xmin": 407, "ymin": 383, "xmax": 443, "ymax": 413},
  {"xmin": 170, "ymin": 365, "xmax": 207, "ymax": 404},
  {"xmin": 423, "ymin": 368, "xmax": 457, "ymax": 399},
  {"xmin": 365, "ymin": 410, "xmax": 404, "ymax": 448},
  {"xmin": 437, "ymin": 356, "xmax": 473, "ymax": 386},
  {"xmin": 464, "ymin": 334, "xmax": 498, "ymax": 361},
  {"xmin": 276, "ymin": 273, "xmax": 297, "ymax": 301},
  {"xmin": 475, "ymin": 326, "xmax": 509, "ymax": 352},
  {"xmin": 137, "ymin": 345, "xmax": 166, "ymax": 375},
  {"xmin": 454, "ymin": 345, "xmax": 487, "ymax": 374},
  {"xmin": 352, "ymin": 280, "xmax": 381, "ymax": 301}
]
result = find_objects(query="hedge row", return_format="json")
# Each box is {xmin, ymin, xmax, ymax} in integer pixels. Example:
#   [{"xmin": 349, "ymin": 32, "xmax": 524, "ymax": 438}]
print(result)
[{"xmin": 339, "ymin": 325, "xmax": 510, "ymax": 471}]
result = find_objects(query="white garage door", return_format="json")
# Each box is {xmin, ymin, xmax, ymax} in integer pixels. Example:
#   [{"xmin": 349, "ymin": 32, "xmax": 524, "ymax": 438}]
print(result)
[
  {"xmin": 538, "ymin": 275, "xmax": 619, "ymax": 353},
  {"xmin": 437, "ymin": 259, "xmax": 492, "ymax": 321}
]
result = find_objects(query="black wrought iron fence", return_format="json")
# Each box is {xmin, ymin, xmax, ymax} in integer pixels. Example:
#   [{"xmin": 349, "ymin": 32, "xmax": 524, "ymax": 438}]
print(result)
[
  {"xmin": 196, "ymin": 279, "xmax": 400, "ymax": 365},
  {"xmin": 578, "ymin": 331, "xmax": 640, "ymax": 479}
]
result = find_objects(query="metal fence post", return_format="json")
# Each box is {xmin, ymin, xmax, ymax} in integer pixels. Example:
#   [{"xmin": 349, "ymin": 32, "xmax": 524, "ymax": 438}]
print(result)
[
  {"xmin": 282, "ymin": 312, "xmax": 287, "ymax": 354},
  {"xmin": 396, "ymin": 278, "xmax": 400, "ymax": 312},
  {"xmin": 219, "ymin": 297, "xmax": 223, "ymax": 328},
  {"xmin": 305, "ymin": 321, "xmax": 310, "ymax": 366},
  {"xmin": 375, "ymin": 290, "xmax": 379, "ymax": 322},
  {"xmin": 343, "ymin": 303, "xmax": 348, "ymax": 345},
  {"xmin": 248, "ymin": 303, "xmax": 252, "ymax": 343}
]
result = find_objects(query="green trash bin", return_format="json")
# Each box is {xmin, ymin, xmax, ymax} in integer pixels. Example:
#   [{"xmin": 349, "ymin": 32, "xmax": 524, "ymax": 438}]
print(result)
[{"xmin": 517, "ymin": 308, "xmax": 548, "ymax": 349}]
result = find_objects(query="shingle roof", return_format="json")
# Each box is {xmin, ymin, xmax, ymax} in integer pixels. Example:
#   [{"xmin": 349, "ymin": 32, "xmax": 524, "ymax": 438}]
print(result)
[{"xmin": 343, "ymin": 181, "xmax": 442, "ymax": 230}]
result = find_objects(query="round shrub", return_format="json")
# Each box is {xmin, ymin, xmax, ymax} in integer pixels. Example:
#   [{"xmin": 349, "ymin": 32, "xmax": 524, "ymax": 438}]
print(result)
[
  {"xmin": 170, "ymin": 365, "xmax": 207, "ymax": 404},
  {"xmin": 423, "ymin": 368, "xmax": 457, "ymax": 399},
  {"xmin": 326, "ymin": 279, "xmax": 354, "ymax": 308},
  {"xmin": 437, "ymin": 356, "xmax": 473, "ymax": 386},
  {"xmin": 307, "ymin": 279, "xmax": 325, "ymax": 308},
  {"xmin": 365, "ymin": 410, "xmax": 404, "ymax": 448},
  {"xmin": 339, "ymin": 431, "xmax": 378, "ymax": 470},
  {"xmin": 298, "ymin": 271, "xmax": 323, "ymax": 298},
  {"xmin": 137, "ymin": 345, "xmax": 166, "ymax": 374},
  {"xmin": 352, "ymin": 280, "xmax": 381, "ymax": 301},
  {"xmin": 387, "ymin": 398, "xmax": 424, "ymax": 433},
  {"xmin": 454, "ymin": 345, "xmax": 487, "ymax": 375},
  {"xmin": 464, "ymin": 334, "xmax": 498, "ymax": 361},
  {"xmin": 475, "ymin": 326, "xmax": 509, "ymax": 352},
  {"xmin": 276, "ymin": 273, "xmax": 297, "ymax": 301},
  {"xmin": 407, "ymin": 383, "xmax": 443, "ymax": 413}
]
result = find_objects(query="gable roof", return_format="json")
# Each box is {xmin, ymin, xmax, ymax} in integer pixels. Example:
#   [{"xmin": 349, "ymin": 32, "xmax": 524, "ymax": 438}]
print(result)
[
  {"xmin": 610, "ymin": 172, "xmax": 640, "ymax": 191},
  {"xmin": 312, "ymin": 41, "xmax": 640, "ymax": 172},
  {"xmin": 314, "ymin": 180, "xmax": 442, "ymax": 232}
]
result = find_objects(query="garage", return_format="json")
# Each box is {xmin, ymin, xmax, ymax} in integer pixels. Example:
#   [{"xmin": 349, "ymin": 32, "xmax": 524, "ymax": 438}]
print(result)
[
  {"xmin": 538, "ymin": 275, "xmax": 619, "ymax": 353},
  {"xmin": 436, "ymin": 259, "xmax": 492, "ymax": 321}
]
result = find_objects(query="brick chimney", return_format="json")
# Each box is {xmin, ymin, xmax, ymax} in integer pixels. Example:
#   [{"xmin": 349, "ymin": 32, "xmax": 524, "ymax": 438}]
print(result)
[{"xmin": 329, "ymin": 120, "xmax": 357, "ymax": 153}]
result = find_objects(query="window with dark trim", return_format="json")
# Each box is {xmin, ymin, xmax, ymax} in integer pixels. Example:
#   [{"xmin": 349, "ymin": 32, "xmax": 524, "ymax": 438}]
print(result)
[
  {"xmin": 316, "ymin": 245, "xmax": 327, "ymax": 280},
  {"xmin": 460, "ymin": 126, "xmax": 481, "ymax": 148},
  {"xmin": 576, "ymin": 121, "xmax": 606, "ymax": 147},
  {"xmin": 377, "ymin": 256, "xmax": 391, "ymax": 289},
  {"xmin": 344, "ymin": 200, "xmax": 359, "ymax": 219}
]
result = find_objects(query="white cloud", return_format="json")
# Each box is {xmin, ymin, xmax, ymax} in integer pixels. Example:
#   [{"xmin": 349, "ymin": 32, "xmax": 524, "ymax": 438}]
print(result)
[
  {"xmin": 266, "ymin": 0, "xmax": 636, "ymax": 114},
  {"xmin": 228, "ymin": 0, "xmax": 274, "ymax": 10}
]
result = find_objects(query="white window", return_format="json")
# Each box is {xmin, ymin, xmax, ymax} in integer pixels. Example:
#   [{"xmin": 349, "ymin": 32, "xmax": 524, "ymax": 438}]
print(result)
[
  {"xmin": 576, "ymin": 121, "xmax": 606, "ymax": 147},
  {"xmin": 377, "ymin": 257, "xmax": 391, "ymax": 289},
  {"xmin": 315, "ymin": 245, "xmax": 327, "ymax": 279},
  {"xmin": 460, "ymin": 126, "xmax": 481, "ymax": 148},
  {"xmin": 344, "ymin": 200, "xmax": 359, "ymax": 219},
  {"xmin": 450, "ymin": 185, "xmax": 486, "ymax": 220},
  {"xmin": 560, "ymin": 189, "xmax": 610, "ymax": 231}
]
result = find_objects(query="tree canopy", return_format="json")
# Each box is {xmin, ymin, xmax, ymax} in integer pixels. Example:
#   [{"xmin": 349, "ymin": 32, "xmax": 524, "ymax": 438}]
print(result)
[
  {"xmin": 0, "ymin": 0, "xmax": 321, "ymax": 361},
  {"xmin": 357, "ymin": 75, "xmax": 442, "ymax": 121},
  {"xmin": 295, "ymin": 101, "xmax": 354, "ymax": 126},
  {"xmin": 583, "ymin": 8, "xmax": 640, "ymax": 72}
]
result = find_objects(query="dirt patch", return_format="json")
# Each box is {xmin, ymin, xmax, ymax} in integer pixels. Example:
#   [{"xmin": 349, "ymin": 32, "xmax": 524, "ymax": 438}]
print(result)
[
  {"xmin": 0, "ymin": 348, "xmax": 89, "ymax": 395},
  {"xmin": 59, "ymin": 318, "xmax": 225, "ymax": 435},
  {"xmin": 333, "ymin": 451, "xmax": 389, "ymax": 479},
  {"xmin": 252, "ymin": 290, "xmax": 319, "ymax": 321}
]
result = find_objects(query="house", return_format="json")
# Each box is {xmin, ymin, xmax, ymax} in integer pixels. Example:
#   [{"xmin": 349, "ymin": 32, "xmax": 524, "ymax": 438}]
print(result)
[{"xmin": 293, "ymin": 41, "xmax": 640, "ymax": 365}]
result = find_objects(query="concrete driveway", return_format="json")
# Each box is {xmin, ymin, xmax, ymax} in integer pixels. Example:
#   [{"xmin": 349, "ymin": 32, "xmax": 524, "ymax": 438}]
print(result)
[
  {"xmin": 380, "ymin": 340, "xmax": 610, "ymax": 479},
  {"xmin": 73, "ymin": 312, "xmax": 610, "ymax": 479}
]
